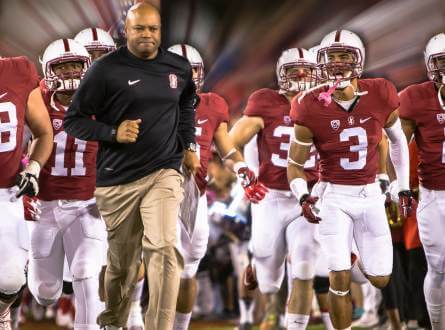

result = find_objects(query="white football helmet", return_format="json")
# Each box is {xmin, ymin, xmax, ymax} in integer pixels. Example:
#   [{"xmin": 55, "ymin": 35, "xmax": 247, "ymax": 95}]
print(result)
[
  {"xmin": 41, "ymin": 38, "xmax": 90, "ymax": 92},
  {"xmin": 276, "ymin": 47, "xmax": 318, "ymax": 93},
  {"xmin": 425, "ymin": 33, "xmax": 445, "ymax": 85},
  {"xmin": 318, "ymin": 30, "xmax": 365, "ymax": 89},
  {"xmin": 168, "ymin": 44, "xmax": 204, "ymax": 91},
  {"xmin": 74, "ymin": 27, "xmax": 116, "ymax": 55}
]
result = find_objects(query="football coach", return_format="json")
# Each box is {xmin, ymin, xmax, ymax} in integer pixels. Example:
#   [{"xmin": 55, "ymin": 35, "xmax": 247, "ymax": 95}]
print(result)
[{"xmin": 64, "ymin": 2, "xmax": 200, "ymax": 329}]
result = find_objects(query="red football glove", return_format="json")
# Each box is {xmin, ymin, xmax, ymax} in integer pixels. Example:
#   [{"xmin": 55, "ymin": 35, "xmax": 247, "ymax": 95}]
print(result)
[
  {"xmin": 398, "ymin": 190, "xmax": 416, "ymax": 220},
  {"xmin": 300, "ymin": 194, "xmax": 321, "ymax": 224},
  {"xmin": 23, "ymin": 195, "xmax": 41, "ymax": 221},
  {"xmin": 237, "ymin": 166, "xmax": 268, "ymax": 203}
]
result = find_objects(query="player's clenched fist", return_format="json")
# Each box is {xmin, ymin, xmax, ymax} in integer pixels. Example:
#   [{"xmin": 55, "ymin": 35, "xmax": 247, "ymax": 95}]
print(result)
[{"xmin": 116, "ymin": 119, "xmax": 142, "ymax": 143}]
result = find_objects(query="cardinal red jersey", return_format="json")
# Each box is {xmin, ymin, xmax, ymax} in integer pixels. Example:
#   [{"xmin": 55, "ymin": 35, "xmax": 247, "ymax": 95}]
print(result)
[
  {"xmin": 290, "ymin": 95, "xmax": 320, "ymax": 185},
  {"xmin": 399, "ymin": 81, "xmax": 445, "ymax": 190},
  {"xmin": 0, "ymin": 57, "xmax": 39, "ymax": 188},
  {"xmin": 38, "ymin": 80, "xmax": 98, "ymax": 201},
  {"xmin": 245, "ymin": 88, "xmax": 318, "ymax": 190},
  {"xmin": 294, "ymin": 78, "xmax": 399, "ymax": 185},
  {"xmin": 195, "ymin": 92, "xmax": 229, "ymax": 194}
]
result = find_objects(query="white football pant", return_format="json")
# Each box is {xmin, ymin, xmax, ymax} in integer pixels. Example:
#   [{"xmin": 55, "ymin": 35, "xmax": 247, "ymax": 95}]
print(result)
[
  {"xmin": 417, "ymin": 186, "xmax": 445, "ymax": 329},
  {"xmin": 27, "ymin": 198, "xmax": 106, "ymax": 330}
]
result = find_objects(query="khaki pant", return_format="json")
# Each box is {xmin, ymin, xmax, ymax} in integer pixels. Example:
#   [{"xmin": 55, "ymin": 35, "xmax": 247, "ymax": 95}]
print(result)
[{"xmin": 95, "ymin": 168, "xmax": 184, "ymax": 329}]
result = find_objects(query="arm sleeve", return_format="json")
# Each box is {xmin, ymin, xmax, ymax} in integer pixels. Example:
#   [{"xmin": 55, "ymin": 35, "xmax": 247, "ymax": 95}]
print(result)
[
  {"xmin": 385, "ymin": 118, "xmax": 410, "ymax": 191},
  {"xmin": 63, "ymin": 62, "xmax": 115, "ymax": 142},
  {"xmin": 177, "ymin": 65, "xmax": 197, "ymax": 147}
]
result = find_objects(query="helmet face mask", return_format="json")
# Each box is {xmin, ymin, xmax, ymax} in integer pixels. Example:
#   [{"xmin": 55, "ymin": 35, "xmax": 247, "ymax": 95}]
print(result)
[
  {"xmin": 278, "ymin": 63, "xmax": 318, "ymax": 93},
  {"xmin": 318, "ymin": 47, "xmax": 363, "ymax": 87},
  {"xmin": 49, "ymin": 61, "xmax": 85, "ymax": 92},
  {"xmin": 276, "ymin": 48, "xmax": 318, "ymax": 94},
  {"xmin": 191, "ymin": 64, "xmax": 204, "ymax": 92},
  {"xmin": 42, "ymin": 39, "xmax": 91, "ymax": 92},
  {"xmin": 427, "ymin": 53, "xmax": 445, "ymax": 85},
  {"xmin": 317, "ymin": 30, "xmax": 365, "ymax": 89}
]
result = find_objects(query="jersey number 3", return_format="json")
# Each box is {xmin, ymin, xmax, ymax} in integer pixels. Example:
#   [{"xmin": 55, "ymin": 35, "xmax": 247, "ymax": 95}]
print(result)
[
  {"xmin": 339, "ymin": 127, "xmax": 368, "ymax": 170},
  {"xmin": 271, "ymin": 126, "xmax": 316, "ymax": 168}
]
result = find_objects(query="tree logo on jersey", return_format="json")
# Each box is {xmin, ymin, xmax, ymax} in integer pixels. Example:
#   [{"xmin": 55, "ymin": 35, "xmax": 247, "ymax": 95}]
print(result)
[
  {"xmin": 437, "ymin": 113, "xmax": 445, "ymax": 125},
  {"xmin": 52, "ymin": 119, "xmax": 63, "ymax": 130},
  {"xmin": 348, "ymin": 116, "xmax": 355, "ymax": 126},
  {"xmin": 283, "ymin": 115, "xmax": 292, "ymax": 126},
  {"xmin": 330, "ymin": 119, "xmax": 340, "ymax": 130},
  {"xmin": 169, "ymin": 73, "xmax": 178, "ymax": 89}
]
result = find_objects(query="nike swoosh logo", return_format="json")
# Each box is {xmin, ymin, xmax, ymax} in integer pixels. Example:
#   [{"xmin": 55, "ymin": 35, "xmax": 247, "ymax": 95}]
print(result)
[
  {"xmin": 0, "ymin": 92, "xmax": 7, "ymax": 99},
  {"xmin": 359, "ymin": 117, "xmax": 372, "ymax": 124},
  {"xmin": 197, "ymin": 119, "xmax": 208, "ymax": 125},
  {"xmin": 128, "ymin": 79, "xmax": 141, "ymax": 86}
]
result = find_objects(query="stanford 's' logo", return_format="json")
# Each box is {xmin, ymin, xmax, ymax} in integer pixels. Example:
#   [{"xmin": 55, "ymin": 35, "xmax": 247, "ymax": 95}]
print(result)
[
  {"xmin": 169, "ymin": 74, "xmax": 178, "ymax": 89},
  {"xmin": 348, "ymin": 116, "xmax": 355, "ymax": 126}
]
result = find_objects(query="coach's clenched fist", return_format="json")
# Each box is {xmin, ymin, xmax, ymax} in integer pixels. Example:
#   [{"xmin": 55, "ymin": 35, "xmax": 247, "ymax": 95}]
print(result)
[{"xmin": 116, "ymin": 119, "xmax": 141, "ymax": 143}]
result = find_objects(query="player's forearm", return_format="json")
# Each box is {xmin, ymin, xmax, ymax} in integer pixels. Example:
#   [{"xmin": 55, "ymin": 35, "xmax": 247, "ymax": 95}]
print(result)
[
  {"xmin": 288, "ymin": 165, "xmax": 309, "ymax": 201},
  {"xmin": 287, "ymin": 163, "xmax": 307, "ymax": 184},
  {"xmin": 229, "ymin": 119, "xmax": 261, "ymax": 152},
  {"xmin": 28, "ymin": 131, "xmax": 53, "ymax": 167},
  {"xmin": 384, "ymin": 118, "xmax": 410, "ymax": 191}
]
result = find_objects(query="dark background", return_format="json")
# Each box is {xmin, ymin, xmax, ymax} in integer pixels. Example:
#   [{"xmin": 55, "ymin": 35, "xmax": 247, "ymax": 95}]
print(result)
[{"xmin": 0, "ymin": 0, "xmax": 444, "ymax": 116}]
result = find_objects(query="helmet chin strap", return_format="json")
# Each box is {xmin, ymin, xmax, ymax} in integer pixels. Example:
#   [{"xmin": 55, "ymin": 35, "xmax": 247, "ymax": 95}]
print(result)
[{"xmin": 296, "ymin": 78, "xmax": 368, "ymax": 106}]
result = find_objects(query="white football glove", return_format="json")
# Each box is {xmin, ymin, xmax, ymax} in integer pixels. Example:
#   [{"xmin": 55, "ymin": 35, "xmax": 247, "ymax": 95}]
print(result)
[{"xmin": 15, "ymin": 160, "xmax": 41, "ymax": 198}]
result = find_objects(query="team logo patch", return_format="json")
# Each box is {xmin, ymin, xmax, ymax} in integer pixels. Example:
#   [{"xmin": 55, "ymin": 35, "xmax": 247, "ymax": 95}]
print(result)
[
  {"xmin": 52, "ymin": 119, "xmax": 63, "ymax": 130},
  {"xmin": 437, "ymin": 113, "xmax": 445, "ymax": 124},
  {"xmin": 169, "ymin": 73, "xmax": 178, "ymax": 89},
  {"xmin": 331, "ymin": 119, "xmax": 340, "ymax": 130},
  {"xmin": 283, "ymin": 115, "xmax": 292, "ymax": 125},
  {"xmin": 348, "ymin": 115, "xmax": 355, "ymax": 126}
]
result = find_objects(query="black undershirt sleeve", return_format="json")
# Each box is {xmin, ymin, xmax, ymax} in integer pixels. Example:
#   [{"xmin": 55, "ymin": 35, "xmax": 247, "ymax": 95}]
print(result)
[
  {"xmin": 64, "ymin": 62, "xmax": 115, "ymax": 142},
  {"xmin": 177, "ymin": 65, "xmax": 196, "ymax": 147}
]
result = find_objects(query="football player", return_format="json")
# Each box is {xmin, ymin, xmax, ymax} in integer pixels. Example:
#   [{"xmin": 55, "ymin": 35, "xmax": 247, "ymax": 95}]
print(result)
[
  {"xmin": 398, "ymin": 32, "xmax": 445, "ymax": 330},
  {"xmin": 25, "ymin": 39, "xmax": 106, "ymax": 330},
  {"xmin": 74, "ymin": 27, "xmax": 116, "ymax": 61},
  {"xmin": 287, "ymin": 30, "xmax": 414, "ymax": 330},
  {"xmin": 0, "ymin": 56, "xmax": 53, "ymax": 329},
  {"xmin": 167, "ymin": 44, "xmax": 267, "ymax": 330},
  {"xmin": 230, "ymin": 47, "xmax": 322, "ymax": 330}
]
